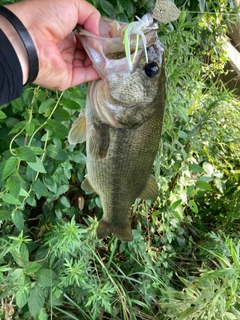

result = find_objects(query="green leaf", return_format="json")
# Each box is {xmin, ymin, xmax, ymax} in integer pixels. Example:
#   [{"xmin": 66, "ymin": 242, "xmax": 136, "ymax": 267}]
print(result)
[
  {"xmin": 120, "ymin": 0, "xmax": 134, "ymax": 14},
  {"xmin": 38, "ymin": 98, "xmax": 56, "ymax": 115},
  {"xmin": 38, "ymin": 308, "xmax": 48, "ymax": 320},
  {"xmin": 203, "ymin": 268, "xmax": 235, "ymax": 277},
  {"xmin": 44, "ymin": 119, "xmax": 68, "ymax": 139},
  {"xmin": 61, "ymin": 98, "xmax": 81, "ymax": 110},
  {"xmin": 196, "ymin": 180, "xmax": 212, "ymax": 191},
  {"xmin": 29, "ymin": 146, "xmax": 45, "ymax": 155},
  {"xmin": 53, "ymin": 107, "xmax": 71, "ymax": 121},
  {"xmin": 172, "ymin": 199, "xmax": 182, "ymax": 209},
  {"xmin": 189, "ymin": 163, "xmax": 203, "ymax": 173},
  {"xmin": 37, "ymin": 269, "xmax": 56, "ymax": 287},
  {"xmin": 189, "ymin": 199, "xmax": 198, "ymax": 213},
  {"xmin": 12, "ymin": 243, "xmax": 29, "ymax": 267},
  {"xmin": 187, "ymin": 185, "xmax": 195, "ymax": 197},
  {"xmin": 69, "ymin": 151, "xmax": 86, "ymax": 164},
  {"xmin": 177, "ymin": 307, "xmax": 198, "ymax": 320},
  {"xmin": 0, "ymin": 210, "xmax": 12, "ymax": 220},
  {"xmin": 16, "ymin": 146, "xmax": 36, "ymax": 162},
  {"xmin": 19, "ymin": 188, "xmax": 30, "ymax": 197},
  {"xmin": 16, "ymin": 288, "xmax": 29, "ymax": 309},
  {"xmin": 25, "ymin": 122, "xmax": 35, "ymax": 136},
  {"xmin": 28, "ymin": 285, "xmax": 45, "ymax": 318},
  {"xmin": 203, "ymin": 162, "xmax": 214, "ymax": 175},
  {"xmin": 27, "ymin": 156, "xmax": 46, "ymax": 173},
  {"xmin": 2, "ymin": 157, "xmax": 18, "ymax": 180},
  {"xmin": 26, "ymin": 195, "xmax": 37, "ymax": 207},
  {"xmin": 100, "ymin": 0, "xmax": 116, "ymax": 16},
  {"xmin": 31, "ymin": 180, "xmax": 49, "ymax": 197},
  {"xmin": 46, "ymin": 145, "xmax": 68, "ymax": 162},
  {"xmin": 0, "ymin": 110, "xmax": 7, "ymax": 119},
  {"xmin": 8, "ymin": 120, "xmax": 25, "ymax": 134},
  {"xmin": 43, "ymin": 176, "xmax": 57, "ymax": 193},
  {"xmin": 177, "ymin": 130, "xmax": 188, "ymax": 139},
  {"xmin": 6, "ymin": 176, "xmax": 21, "ymax": 198},
  {"xmin": 198, "ymin": 0, "xmax": 206, "ymax": 12},
  {"xmin": 2, "ymin": 193, "xmax": 21, "ymax": 205},
  {"xmin": 12, "ymin": 210, "xmax": 24, "ymax": 231},
  {"xmin": 60, "ymin": 196, "xmax": 71, "ymax": 208},
  {"xmin": 24, "ymin": 262, "xmax": 41, "ymax": 274},
  {"xmin": 176, "ymin": 105, "xmax": 189, "ymax": 122}
]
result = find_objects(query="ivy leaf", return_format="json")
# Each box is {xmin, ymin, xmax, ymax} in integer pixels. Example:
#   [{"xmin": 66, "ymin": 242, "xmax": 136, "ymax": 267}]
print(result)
[
  {"xmin": 2, "ymin": 193, "xmax": 21, "ymax": 205},
  {"xmin": 2, "ymin": 157, "xmax": 18, "ymax": 180},
  {"xmin": 38, "ymin": 98, "xmax": 55, "ymax": 115},
  {"xmin": 46, "ymin": 145, "xmax": 68, "ymax": 162},
  {"xmin": 12, "ymin": 210, "xmax": 24, "ymax": 231},
  {"xmin": 16, "ymin": 146, "xmax": 36, "ymax": 162},
  {"xmin": 43, "ymin": 176, "xmax": 57, "ymax": 193},
  {"xmin": 31, "ymin": 180, "xmax": 49, "ymax": 197},
  {"xmin": 6, "ymin": 176, "xmax": 21, "ymax": 198},
  {"xmin": 100, "ymin": 0, "xmax": 116, "ymax": 16},
  {"xmin": 27, "ymin": 156, "xmax": 46, "ymax": 173},
  {"xmin": 25, "ymin": 122, "xmax": 35, "ymax": 136},
  {"xmin": 0, "ymin": 110, "xmax": 7, "ymax": 119},
  {"xmin": 61, "ymin": 98, "xmax": 81, "ymax": 110},
  {"xmin": 44, "ymin": 119, "xmax": 68, "ymax": 139},
  {"xmin": 0, "ymin": 210, "xmax": 12, "ymax": 220}
]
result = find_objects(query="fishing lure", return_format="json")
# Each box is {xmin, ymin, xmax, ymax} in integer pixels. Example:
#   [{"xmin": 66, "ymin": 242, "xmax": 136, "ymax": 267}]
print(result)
[
  {"xmin": 122, "ymin": 13, "xmax": 156, "ymax": 71},
  {"xmin": 123, "ymin": 0, "xmax": 180, "ymax": 70}
]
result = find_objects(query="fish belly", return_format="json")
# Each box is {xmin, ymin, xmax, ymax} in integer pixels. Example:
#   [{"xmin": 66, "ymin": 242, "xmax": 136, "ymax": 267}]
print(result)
[{"xmin": 86, "ymin": 107, "xmax": 164, "ymax": 241}]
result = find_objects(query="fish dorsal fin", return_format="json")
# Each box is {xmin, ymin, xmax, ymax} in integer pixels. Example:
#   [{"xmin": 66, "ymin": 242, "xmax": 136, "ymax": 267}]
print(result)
[
  {"xmin": 88, "ymin": 121, "xmax": 110, "ymax": 159},
  {"xmin": 68, "ymin": 110, "xmax": 86, "ymax": 144},
  {"xmin": 81, "ymin": 175, "xmax": 95, "ymax": 193},
  {"xmin": 139, "ymin": 175, "xmax": 159, "ymax": 200}
]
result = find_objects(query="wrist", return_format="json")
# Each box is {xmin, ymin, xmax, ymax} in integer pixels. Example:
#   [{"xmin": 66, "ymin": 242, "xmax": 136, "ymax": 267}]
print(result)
[
  {"xmin": 0, "ymin": 5, "xmax": 39, "ymax": 85},
  {"xmin": 0, "ymin": 14, "xmax": 29, "ymax": 85}
]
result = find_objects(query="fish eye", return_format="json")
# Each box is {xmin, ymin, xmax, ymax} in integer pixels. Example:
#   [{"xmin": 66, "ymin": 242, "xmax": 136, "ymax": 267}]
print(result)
[{"xmin": 143, "ymin": 62, "xmax": 159, "ymax": 78}]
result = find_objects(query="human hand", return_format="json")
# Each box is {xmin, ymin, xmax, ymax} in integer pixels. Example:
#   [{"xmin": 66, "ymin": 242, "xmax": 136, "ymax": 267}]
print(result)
[{"xmin": 5, "ymin": 0, "xmax": 100, "ymax": 90}]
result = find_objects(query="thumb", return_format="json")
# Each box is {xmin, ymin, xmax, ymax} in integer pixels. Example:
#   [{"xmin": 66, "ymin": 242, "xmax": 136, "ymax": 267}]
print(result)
[{"xmin": 76, "ymin": 1, "xmax": 100, "ymax": 36}]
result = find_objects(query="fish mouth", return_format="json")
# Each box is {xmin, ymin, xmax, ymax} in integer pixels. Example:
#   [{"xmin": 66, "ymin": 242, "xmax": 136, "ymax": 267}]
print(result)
[{"xmin": 78, "ymin": 17, "xmax": 159, "ymax": 77}]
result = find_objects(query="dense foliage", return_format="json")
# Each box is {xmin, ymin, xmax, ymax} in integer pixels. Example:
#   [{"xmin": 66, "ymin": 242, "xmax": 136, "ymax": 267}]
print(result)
[{"xmin": 0, "ymin": 0, "xmax": 240, "ymax": 319}]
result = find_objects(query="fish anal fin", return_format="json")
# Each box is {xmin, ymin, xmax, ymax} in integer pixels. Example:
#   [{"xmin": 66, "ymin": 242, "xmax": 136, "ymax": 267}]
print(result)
[
  {"xmin": 89, "ymin": 122, "xmax": 110, "ymax": 159},
  {"xmin": 97, "ymin": 219, "xmax": 133, "ymax": 242},
  {"xmin": 139, "ymin": 175, "xmax": 159, "ymax": 200},
  {"xmin": 81, "ymin": 176, "xmax": 95, "ymax": 193},
  {"xmin": 68, "ymin": 110, "xmax": 86, "ymax": 145}
]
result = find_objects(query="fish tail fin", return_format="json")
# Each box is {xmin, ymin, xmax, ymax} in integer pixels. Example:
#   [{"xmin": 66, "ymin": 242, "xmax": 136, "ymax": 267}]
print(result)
[{"xmin": 97, "ymin": 219, "xmax": 133, "ymax": 242}]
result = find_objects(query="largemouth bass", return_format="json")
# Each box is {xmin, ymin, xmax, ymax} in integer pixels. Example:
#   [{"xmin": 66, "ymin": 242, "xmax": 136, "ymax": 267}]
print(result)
[{"xmin": 68, "ymin": 15, "xmax": 166, "ymax": 241}]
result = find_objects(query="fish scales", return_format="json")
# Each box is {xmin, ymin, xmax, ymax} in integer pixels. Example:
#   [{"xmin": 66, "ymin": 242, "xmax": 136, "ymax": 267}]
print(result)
[{"xmin": 68, "ymin": 16, "xmax": 166, "ymax": 241}]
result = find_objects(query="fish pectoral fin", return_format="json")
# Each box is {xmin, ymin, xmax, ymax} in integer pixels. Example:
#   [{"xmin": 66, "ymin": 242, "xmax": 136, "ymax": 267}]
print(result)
[
  {"xmin": 97, "ymin": 220, "xmax": 133, "ymax": 242},
  {"xmin": 89, "ymin": 122, "xmax": 110, "ymax": 159},
  {"xmin": 81, "ymin": 176, "xmax": 95, "ymax": 193},
  {"xmin": 68, "ymin": 110, "xmax": 86, "ymax": 144},
  {"xmin": 139, "ymin": 175, "xmax": 159, "ymax": 200}
]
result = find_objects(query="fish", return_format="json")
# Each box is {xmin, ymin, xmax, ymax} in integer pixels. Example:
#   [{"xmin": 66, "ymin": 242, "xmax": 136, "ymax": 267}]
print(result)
[{"xmin": 68, "ymin": 15, "xmax": 166, "ymax": 241}]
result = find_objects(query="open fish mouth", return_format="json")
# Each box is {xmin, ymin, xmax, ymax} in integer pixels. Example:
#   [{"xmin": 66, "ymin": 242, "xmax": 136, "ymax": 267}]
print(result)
[{"xmin": 77, "ymin": 16, "xmax": 159, "ymax": 77}]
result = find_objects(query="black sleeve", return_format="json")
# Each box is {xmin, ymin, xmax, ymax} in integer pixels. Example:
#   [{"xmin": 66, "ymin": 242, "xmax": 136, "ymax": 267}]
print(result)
[{"xmin": 0, "ymin": 28, "xmax": 23, "ymax": 106}]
